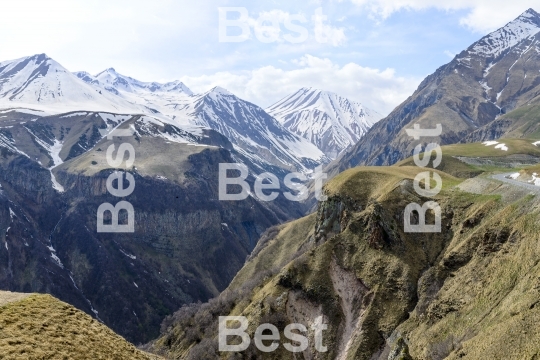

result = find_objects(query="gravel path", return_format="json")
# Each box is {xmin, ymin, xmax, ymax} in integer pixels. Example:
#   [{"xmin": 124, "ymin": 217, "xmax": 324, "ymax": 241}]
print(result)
[{"xmin": 0, "ymin": 291, "xmax": 32, "ymax": 307}]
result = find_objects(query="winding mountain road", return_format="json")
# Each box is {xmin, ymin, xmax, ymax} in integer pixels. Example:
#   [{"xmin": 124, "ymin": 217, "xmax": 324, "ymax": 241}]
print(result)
[{"xmin": 491, "ymin": 173, "xmax": 540, "ymax": 193}]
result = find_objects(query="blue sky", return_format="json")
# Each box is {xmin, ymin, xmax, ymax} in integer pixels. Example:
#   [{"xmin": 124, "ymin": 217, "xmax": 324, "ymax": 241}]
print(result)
[{"xmin": 0, "ymin": 0, "xmax": 537, "ymax": 114}]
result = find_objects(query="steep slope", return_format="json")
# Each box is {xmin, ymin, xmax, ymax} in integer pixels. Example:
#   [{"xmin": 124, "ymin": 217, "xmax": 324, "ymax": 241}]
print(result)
[
  {"xmin": 0, "ymin": 110, "xmax": 302, "ymax": 344},
  {"xmin": 330, "ymin": 8, "xmax": 540, "ymax": 174},
  {"xmin": 0, "ymin": 291, "xmax": 160, "ymax": 359},
  {"xmin": 151, "ymin": 163, "xmax": 540, "ymax": 359},
  {"xmin": 268, "ymin": 88, "xmax": 382, "ymax": 159},
  {"xmin": 463, "ymin": 97, "xmax": 540, "ymax": 142},
  {"xmin": 172, "ymin": 87, "xmax": 329, "ymax": 172}
]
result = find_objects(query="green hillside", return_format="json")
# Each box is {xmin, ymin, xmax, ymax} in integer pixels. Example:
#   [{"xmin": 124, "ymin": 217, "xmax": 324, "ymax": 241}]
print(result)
[{"xmin": 150, "ymin": 163, "xmax": 540, "ymax": 359}]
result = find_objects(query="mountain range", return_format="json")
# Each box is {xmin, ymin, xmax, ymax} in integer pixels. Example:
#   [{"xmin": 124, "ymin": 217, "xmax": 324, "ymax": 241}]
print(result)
[
  {"xmin": 0, "ymin": 50, "xmax": 379, "ymax": 343},
  {"xmin": 0, "ymin": 54, "xmax": 381, "ymax": 175}
]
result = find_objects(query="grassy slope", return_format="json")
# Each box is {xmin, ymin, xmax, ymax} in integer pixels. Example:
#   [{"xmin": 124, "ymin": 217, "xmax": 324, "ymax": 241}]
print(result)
[
  {"xmin": 0, "ymin": 293, "xmax": 161, "ymax": 360},
  {"xmin": 396, "ymin": 139, "xmax": 540, "ymax": 178},
  {"xmin": 398, "ymin": 193, "xmax": 540, "ymax": 359},
  {"xmin": 152, "ymin": 162, "xmax": 540, "ymax": 359},
  {"xmin": 499, "ymin": 104, "xmax": 540, "ymax": 139},
  {"xmin": 441, "ymin": 139, "xmax": 540, "ymax": 157},
  {"xmin": 57, "ymin": 134, "xmax": 205, "ymax": 183}
]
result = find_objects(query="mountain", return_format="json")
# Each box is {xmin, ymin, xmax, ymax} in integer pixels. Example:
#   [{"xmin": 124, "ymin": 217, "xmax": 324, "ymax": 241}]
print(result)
[
  {"xmin": 91, "ymin": 67, "xmax": 193, "ymax": 95},
  {"xmin": 172, "ymin": 86, "xmax": 329, "ymax": 172},
  {"xmin": 151, "ymin": 160, "xmax": 540, "ymax": 359},
  {"xmin": 0, "ymin": 54, "xmax": 329, "ymax": 174},
  {"xmin": 0, "ymin": 54, "xmax": 146, "ymax": 115},
  {"xmin": 74, "ymin": 68, "xmax": 193, "ymax": 113},
  {"xmin": 0, "ymin": 108, "xmax": 304, "ymax": 344},
  {"xmin": 0, "ymin": 55, "xmax": 314, "ymax": 343},
  {"xmin": 329, "ymin": 8, "xmax": 540, "ymax": 174},
  {"xmin": 267, "ymin": 88, "xmax": 382, "ymax": 159}
]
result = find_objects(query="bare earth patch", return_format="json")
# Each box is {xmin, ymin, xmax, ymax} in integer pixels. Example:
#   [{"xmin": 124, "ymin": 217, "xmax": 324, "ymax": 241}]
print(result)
[{"xmin": 0, "ymin": 291, "xmax": 31, "ymax": 307}]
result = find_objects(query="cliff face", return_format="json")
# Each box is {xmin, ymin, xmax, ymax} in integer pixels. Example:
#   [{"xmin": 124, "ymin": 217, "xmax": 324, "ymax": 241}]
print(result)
[
  {"xmin": 0, "ymin": 111, "xmax": 301, "ymax": 344},
  {"xmin": 152, "ymin": 165, "xmax": 540, "ymax": 359}
]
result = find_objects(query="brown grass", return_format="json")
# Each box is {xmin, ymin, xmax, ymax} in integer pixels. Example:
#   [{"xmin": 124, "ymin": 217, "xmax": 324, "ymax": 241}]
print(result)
[{"xmin": 0, "ymin": 293, "xmax": 161, "ymax": 360}]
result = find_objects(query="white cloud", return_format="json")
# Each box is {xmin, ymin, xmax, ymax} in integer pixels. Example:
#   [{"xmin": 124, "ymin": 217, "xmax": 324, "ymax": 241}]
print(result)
[
  {"xmin": 313, "ymin": 8, "xmax": 347, "ymax": 46},
  {"xmin": 346, "ymin": 0, "xmax": 537, "ymax": 33},
  {"xmin": 180, "ymin": 54, "xmax": 420, "ymax": 115},
  {"xmin": 0, "ymin": 0, "xmax": 216, "ymax": 74}
]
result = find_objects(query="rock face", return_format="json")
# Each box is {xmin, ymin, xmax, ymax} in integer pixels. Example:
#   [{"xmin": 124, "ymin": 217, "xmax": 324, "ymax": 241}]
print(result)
[
  {"xmin": 0, "ymin": 111, "xmax": 302, "ymax": 343},
  {"xmin": 151, "ymin": 165, "xmax": 540, "ymax": 359},
  {"xmin": 329, "ymin": 9, "xmax": 540, "ymax": 175}
]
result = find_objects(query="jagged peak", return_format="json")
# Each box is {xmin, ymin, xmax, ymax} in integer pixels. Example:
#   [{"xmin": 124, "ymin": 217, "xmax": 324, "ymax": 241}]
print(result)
[
  {"xmin": 95, "ymin": 67, "xmax": 120, "ymax": 78},
  {"xmin": 207, "ymin": 86, "xmax": 233, "ymax": 96},
  {"xmin": 31, "ymin": 53, "xmax": 50, "ymax": 61},
  {"xmin": 270, "ymin": 87, "xmax": 360, "ymax": 112},
  {"xmin": 521, "ymin": 8, "xmax": 540, "ymax": 19}
]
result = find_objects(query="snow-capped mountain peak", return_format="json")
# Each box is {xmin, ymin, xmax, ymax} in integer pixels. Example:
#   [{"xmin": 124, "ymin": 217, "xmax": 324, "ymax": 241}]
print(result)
[
  {"xmin": 0, "ymin": 54, "xmax": 145, "ymax": 114},
  {"xmin": 160, "ymin": 80, "xmax": 192, "ymax": 94},
  {"xmin": 267, "ymin": 87, "xmax": 382, "ymax": 159},
  {"xmin": 469, "ymin": 8, "xmax": 540, "ymax": 58},
  {"xmin": 207, "ymin": 86, "xmax": 233, "ymax": 96},
  {"xmin": 173, "ymin": 87, "xmax": 328, "ymax": 171}
]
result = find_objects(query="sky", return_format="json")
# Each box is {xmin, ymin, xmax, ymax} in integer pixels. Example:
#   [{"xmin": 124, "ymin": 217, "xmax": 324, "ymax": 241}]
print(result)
[{"xmin": 0, "ymin": 0, "xmax": 538, "ymax": 115}]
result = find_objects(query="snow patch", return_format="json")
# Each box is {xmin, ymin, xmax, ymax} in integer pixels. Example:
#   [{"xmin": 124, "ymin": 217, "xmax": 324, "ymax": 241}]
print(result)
[
  {"xmin": 25, "ymin": 128, "xmax": 65, "ymax": 192},
  {"xmin": 60, "ymin": 112, "xmax": 88, "ymax": 118},
  {"xmin": 119, "ymin": 249, "xmax": 136, "ymax": 260},
  {"xmin": 533, "ymin": 173, "xmax": 540, "ymax": 186},
  {"xmin": 480, "ymin": 81, "xmax": 492, "ymax": 93},
  {"xmin": 47, "ymin": 245, "xmax": 64, "ymax": 268}
]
